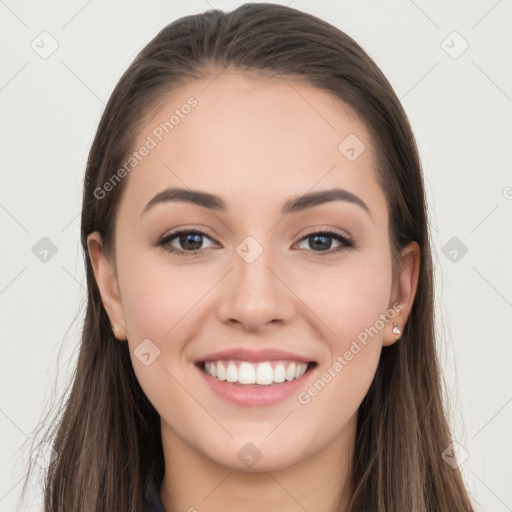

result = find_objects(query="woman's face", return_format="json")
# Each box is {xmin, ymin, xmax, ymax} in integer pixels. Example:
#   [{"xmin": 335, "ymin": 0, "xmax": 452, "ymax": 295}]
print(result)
[{"xmin": 89, "ymin": 72, "xmax": 418, "ymax": 472}]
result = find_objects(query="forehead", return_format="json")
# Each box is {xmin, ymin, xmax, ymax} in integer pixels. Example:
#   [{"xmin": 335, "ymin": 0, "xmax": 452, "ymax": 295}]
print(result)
[{"xmin": 119, "ymin": 72, "xmax": 384, "ymax": 218}]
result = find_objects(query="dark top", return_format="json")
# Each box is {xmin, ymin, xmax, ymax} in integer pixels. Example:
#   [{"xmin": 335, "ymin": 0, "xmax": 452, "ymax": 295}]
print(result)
[{"xmin": 144, "ymin": 464, "xmax": 166, "ymax": 512}]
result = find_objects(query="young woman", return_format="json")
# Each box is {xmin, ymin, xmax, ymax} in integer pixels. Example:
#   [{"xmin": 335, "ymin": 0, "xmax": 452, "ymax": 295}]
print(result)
[{"xmin": 22, "ymin": 3, "xmax": 475, "ymax": 511}]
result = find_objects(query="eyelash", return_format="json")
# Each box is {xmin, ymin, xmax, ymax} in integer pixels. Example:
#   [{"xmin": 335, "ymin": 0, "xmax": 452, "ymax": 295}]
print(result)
[{"xmin": 155, "ymin": 228, "xmax": 357, "ymax": 257}]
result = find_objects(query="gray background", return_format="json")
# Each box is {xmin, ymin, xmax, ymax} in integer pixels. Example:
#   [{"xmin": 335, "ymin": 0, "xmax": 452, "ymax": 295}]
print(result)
[{"xmin": 1, "ymin": 1, "xmax": 511, "ymax": 510}]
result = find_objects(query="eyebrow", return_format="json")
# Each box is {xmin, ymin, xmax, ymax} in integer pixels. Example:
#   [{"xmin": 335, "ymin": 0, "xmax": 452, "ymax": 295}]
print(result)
[{"xmin": 141, "ymin": 187, "xmax": 371, "ymax": 218}]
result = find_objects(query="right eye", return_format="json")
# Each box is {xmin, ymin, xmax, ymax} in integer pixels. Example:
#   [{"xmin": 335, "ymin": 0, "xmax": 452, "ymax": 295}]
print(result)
[{"xmin": 157, "ymin": 230, "xmax": 219, "ymax": 256}]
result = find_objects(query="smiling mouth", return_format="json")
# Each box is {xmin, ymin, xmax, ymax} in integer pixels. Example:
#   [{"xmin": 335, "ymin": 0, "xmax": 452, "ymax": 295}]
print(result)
[{"xmin": 196, "ymin": 360, "xmax": 317, "ymax": 386}]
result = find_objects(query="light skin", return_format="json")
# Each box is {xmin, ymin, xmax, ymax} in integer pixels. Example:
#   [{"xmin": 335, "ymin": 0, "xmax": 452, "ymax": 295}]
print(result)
[{"xmin": 88, "ymin": 72, "xmax": 420, "ymax": 512}]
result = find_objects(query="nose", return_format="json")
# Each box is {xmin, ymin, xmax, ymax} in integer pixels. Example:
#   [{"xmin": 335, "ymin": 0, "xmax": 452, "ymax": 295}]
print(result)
[{"xmin": 216, "ymin": 243, "xmax": 295, "ymax": 332}]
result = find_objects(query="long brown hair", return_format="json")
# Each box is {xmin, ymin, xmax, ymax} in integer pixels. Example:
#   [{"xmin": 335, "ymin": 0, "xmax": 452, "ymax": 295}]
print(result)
[{"xmin": 20, "ymin": 3, "xmax": 475, "ymax": 511}]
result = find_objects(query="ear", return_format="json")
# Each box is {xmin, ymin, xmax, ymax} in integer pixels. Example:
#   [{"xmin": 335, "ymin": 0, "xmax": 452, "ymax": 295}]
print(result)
[
  {"xmin": 382, "ymin": 241, "xmax": 420, "ymax": 347},
  {"xmin": 87, "ymin": 231, "xmax": 128, "ymax": 340}
]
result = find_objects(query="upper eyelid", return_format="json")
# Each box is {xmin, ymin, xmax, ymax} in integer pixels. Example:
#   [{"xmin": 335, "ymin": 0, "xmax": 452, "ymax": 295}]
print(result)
[{"xmin": 162, "ymin": 228, "xmax": 218, "ymax": 243}]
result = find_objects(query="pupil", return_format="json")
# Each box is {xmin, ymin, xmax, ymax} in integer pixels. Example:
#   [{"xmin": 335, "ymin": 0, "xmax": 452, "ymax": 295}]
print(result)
[
  {"xmin": 181, "ymin": 233, "xmax": 202, "ymax": 250},
  {"xmin": 310, "ymin": 234, "xmax": 332, "ymax": 251}
]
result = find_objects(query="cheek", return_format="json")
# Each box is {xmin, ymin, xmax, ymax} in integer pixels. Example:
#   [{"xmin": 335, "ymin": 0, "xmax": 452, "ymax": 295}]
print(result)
[
  {"xmin": 117, "ymin": 252, "xmax": 210, "ymax": 415},
  {"xmin": 292, "ymin": 260, "xmax": 391, "ymax": 439},
  {"xmin": 292, "ymin": 251, "xmax": 392, "ymax": 398},
  {"xmin": 301, "ymin": 252, "xmax": 393, "ymax": 349},
  {"xmin": 117, "ymin": 248, "xmax": 210, "ymax": 342},
  {"xmin": 116, "ymin": 250, "xmax": 222, "ymax": 400}
]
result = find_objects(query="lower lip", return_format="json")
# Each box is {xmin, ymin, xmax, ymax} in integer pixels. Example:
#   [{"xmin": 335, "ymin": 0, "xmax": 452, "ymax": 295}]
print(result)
[{"xmin": 196, "ymin": 363, "xmax": 317, "ymax": 407}]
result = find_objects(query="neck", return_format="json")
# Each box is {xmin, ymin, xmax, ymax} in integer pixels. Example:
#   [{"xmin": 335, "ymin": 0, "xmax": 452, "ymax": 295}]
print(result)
[{"xmin": 159, "ymin": 416, "xmax": 356, "ymax": 512}]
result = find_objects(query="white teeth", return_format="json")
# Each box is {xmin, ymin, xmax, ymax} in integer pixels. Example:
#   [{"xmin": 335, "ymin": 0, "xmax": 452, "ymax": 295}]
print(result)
[
  {"xmin": 203, "ymin": 360, "xmax": 309, "ymax": 385},
  {"xmin": 239, "ymin": 362, "xmax": 256, "ymax": 384},
  {"xmin": 217, "ymin": 362, "xmax": 226, "ymax": 381},
  {"xmin": 226, "ymin": 362, "xmax": 238, "ymax": 382},
  {"xmin": 273, "ymin": 364, "xmax": 286, "ymax": 383},
  {"xmin": 285, "ymin": 363, "xmax": 296, "ymax": 381},
  {"xmin": 255, "ymin": 362, "xmax": 274, "ymax": 385}
]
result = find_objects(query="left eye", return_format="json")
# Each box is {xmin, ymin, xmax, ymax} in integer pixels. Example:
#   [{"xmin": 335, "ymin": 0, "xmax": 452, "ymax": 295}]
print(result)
[
  {"xmin": 296, "ymin": 231, "xmax": 354, "ymax": 253},
  {"xmin": 156, "ymin": 229, "xmax": 355, "ymax": 256}
]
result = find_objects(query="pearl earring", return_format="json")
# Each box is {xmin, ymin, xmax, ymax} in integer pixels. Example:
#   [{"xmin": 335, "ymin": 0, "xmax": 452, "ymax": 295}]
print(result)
[
  {"xmin": 392, "ymin": 322, "xmax": 401, "ymax": 335},
  {"xmin": 111, "ymin": 323, "xmax": 127, "ymax": 341}
]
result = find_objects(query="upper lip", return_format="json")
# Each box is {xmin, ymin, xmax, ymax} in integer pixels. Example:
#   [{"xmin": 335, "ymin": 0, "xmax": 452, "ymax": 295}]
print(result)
[{"xmin": 195, "ymin": 348, "xmax": 315, "ymax": 364}]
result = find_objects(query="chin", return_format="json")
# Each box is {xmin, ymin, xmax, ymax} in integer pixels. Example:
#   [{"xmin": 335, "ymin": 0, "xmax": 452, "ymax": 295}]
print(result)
[{"xmin": 197, "ymin": 433, "xmax": 312, "ymax": 473}]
